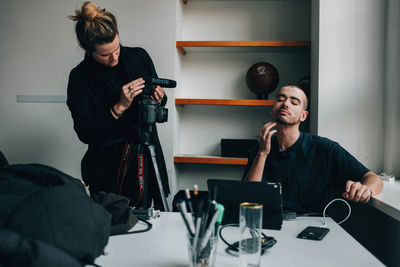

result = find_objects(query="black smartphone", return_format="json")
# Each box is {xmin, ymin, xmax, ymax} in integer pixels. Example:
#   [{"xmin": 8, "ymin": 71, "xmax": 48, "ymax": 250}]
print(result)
[{"xmin": 297, "ymin": 226, "xmax": 329, "ymax": 241}]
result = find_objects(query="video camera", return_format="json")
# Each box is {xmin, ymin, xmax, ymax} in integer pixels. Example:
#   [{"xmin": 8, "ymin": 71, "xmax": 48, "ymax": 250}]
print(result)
[{"xmin": 138, "ymin": 77, "xmax": 177, "ymax": 126}]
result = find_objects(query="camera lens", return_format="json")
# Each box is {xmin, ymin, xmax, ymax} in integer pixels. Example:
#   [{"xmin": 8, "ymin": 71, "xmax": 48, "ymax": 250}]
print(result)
[
  {"xmin": 138, "ymin": 97, "xmax": 168, "ymax": 125},
  {"xmin": 156, "ymin": 107, "xmax": 168, "ymax": 123}
]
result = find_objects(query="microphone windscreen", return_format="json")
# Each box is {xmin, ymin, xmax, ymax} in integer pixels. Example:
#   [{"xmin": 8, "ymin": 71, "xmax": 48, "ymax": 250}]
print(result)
[{"xmin": 146, "ymin": 77, "xmax": 177, "ymax": 88}]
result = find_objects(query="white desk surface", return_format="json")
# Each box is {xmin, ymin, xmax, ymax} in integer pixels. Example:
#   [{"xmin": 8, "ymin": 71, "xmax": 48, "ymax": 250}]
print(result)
[
  {"xmin": 96, "ymin": 212, "xmax": 383, "ymax": 267},
  {"xmin": 374, "ymin": 179, "xmax": 400, "ymax": 211}
]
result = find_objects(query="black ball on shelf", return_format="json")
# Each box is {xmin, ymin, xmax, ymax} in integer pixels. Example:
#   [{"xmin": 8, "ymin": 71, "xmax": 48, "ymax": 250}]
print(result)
[
  {"xmin": 297, "ymin": 75, "xmax": 310, "ymax": 98},
  {"xmin": 245, "ymin": 62, "xmax": 279, "ymax": 99}
]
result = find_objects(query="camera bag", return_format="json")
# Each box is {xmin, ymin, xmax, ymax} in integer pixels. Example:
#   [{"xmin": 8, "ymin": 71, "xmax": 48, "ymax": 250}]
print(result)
[{"xmin": 0, "ymin": 163, "xmax": 111, "ymax": 266}]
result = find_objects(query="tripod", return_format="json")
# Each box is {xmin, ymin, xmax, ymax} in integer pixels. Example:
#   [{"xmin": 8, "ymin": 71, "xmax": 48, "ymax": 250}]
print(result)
[{"xmin": 135, "ymin": 125, "xmax": 170, "ymax": 212}]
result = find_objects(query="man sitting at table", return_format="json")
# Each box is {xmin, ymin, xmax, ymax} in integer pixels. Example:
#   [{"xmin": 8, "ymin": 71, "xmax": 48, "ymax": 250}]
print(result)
[{"xmin": 243, "ymin": 85, "xmax": 383, "ymax": 213}]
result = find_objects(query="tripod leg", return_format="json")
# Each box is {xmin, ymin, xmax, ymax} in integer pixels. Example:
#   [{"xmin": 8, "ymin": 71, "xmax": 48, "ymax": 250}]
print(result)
[{"xmin": 147, "ymin": 145, "xmax": 170, "ymax": 212}]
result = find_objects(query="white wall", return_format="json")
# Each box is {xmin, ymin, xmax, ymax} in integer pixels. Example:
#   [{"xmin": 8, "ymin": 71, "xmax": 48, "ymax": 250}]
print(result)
[
  {"xmin": 0, "ymin": 0, "xmax": 84, "ymax": 177},
  {"xmin": 0, "ymin": 0, "xmax": 177, "ymax": 183},
  {"xmin": 181, "ymin": 0, "xmax": 310, "ymax": 41},
  {"xmin": 1, "ymin": 0, "xmax": 395, "ymax": 201},
  {"xmin": 383, "ymin": 0, "xmax": 400, "ymax": 178},
  {"xmin": 310, "ymin": 0, "xmax": 319, "ymax": 134},
  {"xmin": 316, "ymin": 0, "xmax": 385, "ymax": 173}
]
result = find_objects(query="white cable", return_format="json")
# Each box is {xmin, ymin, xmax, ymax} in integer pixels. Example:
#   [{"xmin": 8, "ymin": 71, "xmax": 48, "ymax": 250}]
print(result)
[{"xmin": 321, "ymin": 198, "xmax": 351, "ymax": 227}]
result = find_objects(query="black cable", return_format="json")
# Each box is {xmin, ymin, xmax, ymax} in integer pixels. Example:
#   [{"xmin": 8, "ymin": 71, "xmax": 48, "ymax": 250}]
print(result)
[
  {"xmin": 283, "ymin": 211, "xmax": 324, "ymax": 220},
  {"xmin": 113, "ymin": 218, "xmax": 152, "ymax": 236},
  {"xmin": 218, "ymin": 224, "xmax": 276, "ymax": 255}
]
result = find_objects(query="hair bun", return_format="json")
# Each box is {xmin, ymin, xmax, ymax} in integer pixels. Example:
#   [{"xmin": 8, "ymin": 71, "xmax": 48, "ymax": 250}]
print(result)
[
  {"xmin": 69, "ymin": 1, "xmax": 118, "ymax": 52},
  {"xmin": 81, "ymin": 1, "xmax": 101, "ymax": 21}
]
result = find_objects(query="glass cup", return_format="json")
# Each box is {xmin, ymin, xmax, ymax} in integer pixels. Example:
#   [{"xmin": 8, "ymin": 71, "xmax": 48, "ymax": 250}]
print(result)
[
  {"xmin": 186, "ymin": 233, "xmax": 218, "ymax": 267},
  {"xmin": 239, "ymin": 202, "xmax": 263, "ymax": 267}
]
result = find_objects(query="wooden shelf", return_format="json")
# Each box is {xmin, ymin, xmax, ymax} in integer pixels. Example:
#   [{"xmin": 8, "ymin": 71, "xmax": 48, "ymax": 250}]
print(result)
[
  {"xmin": 175, "ymin": 98, "xmax": 274, "ymax": 106},
  {"xmin": 176, "ymin": 40, "xmax": 311, "ymax": 55},
  {"xmin": 174, "ymin": 155, "xmax": 248, "ymax": 165}
]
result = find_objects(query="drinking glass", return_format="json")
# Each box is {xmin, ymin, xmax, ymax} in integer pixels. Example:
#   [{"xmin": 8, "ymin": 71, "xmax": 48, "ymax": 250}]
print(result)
[{"xmin": 239, "ymin": 202, "xmax": 263, "ymax": 267}]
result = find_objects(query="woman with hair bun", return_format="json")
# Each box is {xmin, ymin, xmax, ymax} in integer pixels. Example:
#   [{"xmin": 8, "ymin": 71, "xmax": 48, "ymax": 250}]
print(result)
[{"xmin": 67, "ymin": 2, "xmax": 169, "ymax": 210}]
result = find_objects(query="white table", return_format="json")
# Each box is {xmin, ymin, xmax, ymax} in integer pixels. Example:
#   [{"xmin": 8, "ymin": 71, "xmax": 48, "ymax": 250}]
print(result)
[
  {"xmin": 374, "ymin": 179, "xmax": 400, "ymax": 211},
  {"xmin": 96, "ymin": 212, "xmax": 383, "ymax": 267}
]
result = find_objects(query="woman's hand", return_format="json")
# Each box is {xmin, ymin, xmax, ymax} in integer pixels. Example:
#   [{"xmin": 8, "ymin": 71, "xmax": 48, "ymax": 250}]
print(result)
[
  {"xmin": 151, "ymin": 85, "xmax": 165, "ymax": 104},
  {"xmin": 112, "ymin": 78, "xmax": 145, "ymax": 118},
  {"xmin": 121, "ymin": 78, "xmax": 145, "ymax": 107},
  {"xmin": 110, "ymin": 78, "xmax": 144, "ymax": 119}
]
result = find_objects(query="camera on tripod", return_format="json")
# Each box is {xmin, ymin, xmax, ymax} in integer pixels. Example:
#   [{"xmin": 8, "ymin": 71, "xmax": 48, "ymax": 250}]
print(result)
[
  {"xmin": 138, "ymin": 77, "xmax": 177, "ymax": 125},
  {"xmin": 133, "ymin": 77, "xmax": 176, "ymax": 212}
]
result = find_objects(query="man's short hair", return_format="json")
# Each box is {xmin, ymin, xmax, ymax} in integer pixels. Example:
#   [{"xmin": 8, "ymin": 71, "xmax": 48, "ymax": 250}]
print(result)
[{"xmin": 278, "ymin": 85, "xmax": 309, "ymax": 110}]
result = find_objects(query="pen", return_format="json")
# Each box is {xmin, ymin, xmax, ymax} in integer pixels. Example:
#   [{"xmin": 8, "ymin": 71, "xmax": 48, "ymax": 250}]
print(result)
[
  {"xmin": 192, "ymin": 199, "xmax": 204, "ymax": 255},
  {"xmin": 185, "ymin": 188, "xmax": 193, "ymax": 213},
  {"xmin": 192, "ymin": 184, "xmax": 199, "ymax": 218},
  {"xmin": 176, "ymin": 201, "xmax": 194, "ymax": 236},
  {"xmin": 207, "ymin": 200, "xmax": 217, "ymax": 226},
  {"xmin": 180, "ymin": 200, "xmax": 195, "ymax": 234},
  {"xmin": 212, "ymin": 185, "xmax": 218, "ymax": 201},
  {"xmin": 199, "ymin": 206, "xmax": 222, "ymax": 250},
  {"xmin": 199, "ymin": 198, "xmax": 211, "ymax": 238},
  {"xmin": 214, "ymin": 203, "xmax": 225, "ymax": 237}
]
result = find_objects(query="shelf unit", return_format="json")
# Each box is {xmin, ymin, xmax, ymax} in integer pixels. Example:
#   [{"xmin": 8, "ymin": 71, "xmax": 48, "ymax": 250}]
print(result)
[
  {"xmin": 174, "ymin": 155, "xmax": 248, "ymax": 165},
  {"xmin": 175, "ymin": 99, "xmax": 274, "ymax": 106},
  {"xmin": 175, "ymin": 98, "xmax": 272, "ymax": 166},
  {"xmin": 175, "ymin": 0, "xmax": 311, "ymax": 169},
  {"xmin": 176, "ymin": 41, "xmax": 311, "ymax": 55}
]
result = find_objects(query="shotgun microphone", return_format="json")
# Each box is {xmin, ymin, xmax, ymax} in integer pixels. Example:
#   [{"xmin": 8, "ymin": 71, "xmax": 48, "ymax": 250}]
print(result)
[{"xmin": 145, "ymin": 77, "xmax": 177, "ymax": 88}]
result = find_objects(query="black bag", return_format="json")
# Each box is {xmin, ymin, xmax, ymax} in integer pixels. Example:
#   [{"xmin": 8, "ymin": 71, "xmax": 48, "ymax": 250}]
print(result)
[
  {"xmin": 0, "ymin": 228, "xmax": 82, "ymax": 267},
  {"xmin": 0, "ymin": 164, "xmax": 111, "ymax": 265},
  {"xmin": 92, "ymin": 191, "xmax": 139, "ymax": 235},
  {"xmin": 0, "ymin": 151, "xmax": 8, "ymax": 167}
]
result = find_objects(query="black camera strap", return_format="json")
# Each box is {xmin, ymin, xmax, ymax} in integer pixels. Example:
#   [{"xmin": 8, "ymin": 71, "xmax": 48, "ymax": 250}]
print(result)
[
  {"xmin": 116, "ymin": 141, "xmax": 133, "ymax": 195},
  {"xmin": 137, "ymin": 144, "xmax": 145, "ymax": 202}
]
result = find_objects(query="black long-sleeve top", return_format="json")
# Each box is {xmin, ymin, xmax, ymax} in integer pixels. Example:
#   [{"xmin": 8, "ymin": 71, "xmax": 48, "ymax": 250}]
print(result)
[{"xmin": 67, "ymin": 46, "xmax": 170, "ymax": 206}]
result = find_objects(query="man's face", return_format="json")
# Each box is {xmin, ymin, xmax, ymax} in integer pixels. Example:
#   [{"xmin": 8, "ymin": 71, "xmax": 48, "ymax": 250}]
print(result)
[
  {"xmin": 271, "ymin": 86, "xmax": 308, "ymax": 126},
  {"xmin": 91, "ymin": 34, "xmax": 120, "ymax": 67}
]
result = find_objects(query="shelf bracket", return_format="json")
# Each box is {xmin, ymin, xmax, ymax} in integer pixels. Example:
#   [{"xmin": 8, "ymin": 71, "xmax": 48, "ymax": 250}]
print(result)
[{"xmin": 177, "ymin": 47, "xmax": 186, "ymax": 56}]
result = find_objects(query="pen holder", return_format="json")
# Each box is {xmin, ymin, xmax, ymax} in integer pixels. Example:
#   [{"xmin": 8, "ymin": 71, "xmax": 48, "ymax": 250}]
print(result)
[{"xmin": 186, "ymin": 233, "xmax": 218, "ymax": 267}]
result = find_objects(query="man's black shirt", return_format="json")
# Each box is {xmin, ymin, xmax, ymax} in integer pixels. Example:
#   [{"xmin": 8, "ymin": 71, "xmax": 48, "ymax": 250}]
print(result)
[{"xmin": 243, "ymin": 132, "xmax": 369, "ymax": 213}]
